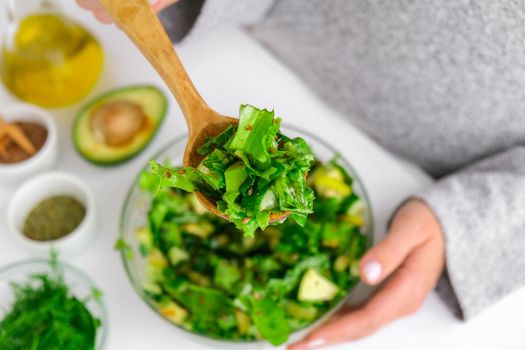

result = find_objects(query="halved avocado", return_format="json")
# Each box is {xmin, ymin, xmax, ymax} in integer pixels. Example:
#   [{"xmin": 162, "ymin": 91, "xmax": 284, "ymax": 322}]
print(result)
[{"xmin": 73, "ymin": 85, "xmax": 167, "ymax": 165}]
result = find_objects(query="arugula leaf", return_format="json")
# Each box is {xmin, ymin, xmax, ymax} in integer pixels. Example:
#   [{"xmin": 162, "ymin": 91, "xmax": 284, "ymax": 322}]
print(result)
[
  {"xmin": 248, "ymin": 294, "xmax": 290, "ymax": 346},
  {"xmin": 150, "ymin": 161, "xmax": 199, "ymax": 193},
  {"xmin": 115, "ymin": 238, "xmax": 134, "ymax": 260},
  {"xmin": 214, "ymin": 259, "xmax": 241, "ymax": 293}
]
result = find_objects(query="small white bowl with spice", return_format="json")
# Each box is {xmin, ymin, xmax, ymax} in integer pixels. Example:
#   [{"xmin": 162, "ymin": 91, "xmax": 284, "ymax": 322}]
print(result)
[
  {"xmin": 6, "ymin": 171, "xmax": 97, "ymax": 259},
  {"xmin": 0, "ymin": 103, "xmax": 58, "ymax": 185}
]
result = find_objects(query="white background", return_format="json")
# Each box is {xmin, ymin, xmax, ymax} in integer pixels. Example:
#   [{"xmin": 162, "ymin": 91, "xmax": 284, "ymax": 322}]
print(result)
[{"xmin": 0, "ymin": 2, "xmax": 524, "ymax": 349}]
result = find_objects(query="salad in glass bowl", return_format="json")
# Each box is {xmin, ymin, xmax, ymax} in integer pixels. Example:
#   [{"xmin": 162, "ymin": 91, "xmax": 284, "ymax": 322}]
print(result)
[{"xmin": 118, "ymin": 126, "xmax": 373, "ymax": 346}]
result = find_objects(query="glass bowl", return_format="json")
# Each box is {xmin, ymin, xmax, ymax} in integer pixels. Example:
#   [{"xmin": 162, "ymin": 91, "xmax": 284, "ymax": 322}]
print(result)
[
  {"xmin": 0, "ymin": 258, "xmax": 108, "ymax": 349},
  {"xmin": 119, "ymin": 126, "xmax": 374, "ymax": 348}
]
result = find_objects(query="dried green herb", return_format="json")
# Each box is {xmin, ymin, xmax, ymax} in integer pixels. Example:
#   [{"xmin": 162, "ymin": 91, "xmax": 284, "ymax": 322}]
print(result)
[
  {"xmin": 23, "ymin": 195, "xmax": 86, "ymax": 241},
  {"xmin": 0, "ymin": 255, "xmax": 101, "ymax": 350}
]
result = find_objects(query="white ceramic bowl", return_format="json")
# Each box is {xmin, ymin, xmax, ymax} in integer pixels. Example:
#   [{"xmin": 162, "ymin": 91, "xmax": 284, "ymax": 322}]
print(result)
[
  {"xmin": 0, "ymin": 103, "xmax": 58, "ymax": 185},
  {"xmin": 6, "ymin": 171, "xmax": 97, "ymax": 259}
]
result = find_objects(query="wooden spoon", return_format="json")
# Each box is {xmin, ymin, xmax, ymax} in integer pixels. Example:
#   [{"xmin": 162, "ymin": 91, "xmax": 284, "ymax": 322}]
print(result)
[{"xmin": 100, "ymin": 0, "xmax": 290, "ymax": 223}]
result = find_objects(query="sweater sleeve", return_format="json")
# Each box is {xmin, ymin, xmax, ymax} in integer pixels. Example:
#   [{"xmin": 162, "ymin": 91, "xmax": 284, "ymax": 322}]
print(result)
[
  {"xmin": 417, "ymin": 146, "xmax": 525, "ymax": 320},
  {"xmin": 159, "ymin": 0, "xmax": 275, "ymax": 43}
]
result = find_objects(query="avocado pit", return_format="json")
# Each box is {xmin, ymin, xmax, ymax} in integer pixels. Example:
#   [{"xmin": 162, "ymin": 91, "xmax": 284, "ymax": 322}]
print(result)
[{"xmin": 90, "ymin": 100, "xmax": 146, "ymax": 147}]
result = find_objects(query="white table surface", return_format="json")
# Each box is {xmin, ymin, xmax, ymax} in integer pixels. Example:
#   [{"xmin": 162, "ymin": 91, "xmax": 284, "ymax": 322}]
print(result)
[{"xmin": 1, "ymin": 3, "xmax": 524, "ymax": 349}]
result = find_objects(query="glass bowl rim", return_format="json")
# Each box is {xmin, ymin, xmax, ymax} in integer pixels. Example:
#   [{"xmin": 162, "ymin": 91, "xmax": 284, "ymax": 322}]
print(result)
[
  {"xmin": 118, "ymin": 124, "xmax": 375, "ymax": 344},
  {"xmin": 0, "ymin": 257, "xmax": 109, "ymax": 349}
]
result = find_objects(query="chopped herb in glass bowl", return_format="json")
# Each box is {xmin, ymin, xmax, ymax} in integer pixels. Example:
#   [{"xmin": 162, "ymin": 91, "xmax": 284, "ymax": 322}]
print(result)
[
  {"xmin": 0, "ymin": 256, "xmax": 107, "ymax": 350},
  {"xmin": 119, "ymin": 126, "xmax": 373, "ymax": 347}
]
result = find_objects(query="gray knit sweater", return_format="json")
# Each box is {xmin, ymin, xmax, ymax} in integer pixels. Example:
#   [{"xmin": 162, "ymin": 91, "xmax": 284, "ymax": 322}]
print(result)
[{"xmin": 160, "ymin": 0, "xmax": 525, "ymax": 320}]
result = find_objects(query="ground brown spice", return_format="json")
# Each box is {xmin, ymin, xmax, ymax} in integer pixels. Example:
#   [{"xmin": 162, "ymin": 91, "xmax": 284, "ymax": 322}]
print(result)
[{"xmin": 0, "ymin": 122, "xmax": 47, "ymax": 163}]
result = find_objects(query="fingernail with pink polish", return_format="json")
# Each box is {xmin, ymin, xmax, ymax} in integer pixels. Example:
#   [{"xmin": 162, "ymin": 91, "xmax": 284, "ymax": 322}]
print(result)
[
  {"xmin": 150, "ymin": 0, "xmax": 160, "ymax": 7},
  {"xmin": 305, "ymin": 338, "xmax": 327, "ymax": 349},
  {"xmin": 363, "ymin": 260, "xmax": 382, "ymax": 283}
]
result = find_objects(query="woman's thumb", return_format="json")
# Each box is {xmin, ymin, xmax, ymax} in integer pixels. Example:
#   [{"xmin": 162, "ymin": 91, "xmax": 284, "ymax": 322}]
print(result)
[{"xmin": 359, "ymin": 221, "xmax": 427, "ymax": 285}]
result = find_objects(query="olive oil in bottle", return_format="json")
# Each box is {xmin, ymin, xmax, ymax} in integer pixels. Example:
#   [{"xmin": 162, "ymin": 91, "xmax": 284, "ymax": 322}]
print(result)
[{"xmin": 1, "ymin": 3, "xmax": 104, "ymax": 107}]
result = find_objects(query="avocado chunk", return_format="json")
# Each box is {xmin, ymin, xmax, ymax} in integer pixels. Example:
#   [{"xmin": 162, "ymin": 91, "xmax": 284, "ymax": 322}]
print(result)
[
  {"xmin": 145, "ymin": 248, "xmax": 168, "ymax": 282},
  {"xmin": 168, "ymin": 246, "xmax": 189, "ymax": 266},
  {"xmin": 297, "ymin": 268, "xmax": 339, "ymax": 302},
  {"xmin": 310, "ymin": 165, "xmax": 352, "ymax": 200},
  {"xmin": 182, "ymin": 221, "xmax": 215, "ymax": 239},
  {"xmin": 284, "ymin": 301, "xmax": 318, "ymax": 321},
  {"xmin": 158, "ymin": 298, "xmax": 188, "ymax": 325},
  {"xmin": 73, "ymin": 85, "xmax": 167, "ymax": 165},
  {"xmin": 234, "ymin": 309, "xmax": 252, "ymax": 335}
]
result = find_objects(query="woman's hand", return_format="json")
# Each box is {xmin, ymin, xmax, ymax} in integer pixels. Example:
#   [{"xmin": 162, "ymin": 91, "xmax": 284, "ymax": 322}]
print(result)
[
  {"xmin": 289, "ymin": 199, "xmax": 446, "ymax": 350},
  {"xmin": 75, "ymin": 0, "xmax": 177, "ymax": 23}
]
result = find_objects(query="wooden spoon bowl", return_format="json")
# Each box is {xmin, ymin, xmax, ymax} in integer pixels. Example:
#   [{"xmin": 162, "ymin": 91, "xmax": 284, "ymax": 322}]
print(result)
[
  {"xmin": 100, "ymin": 0, "xmax": 290, "ymax": 223},
  {"xmin": 182, "ymin": 113, "xmax": 238, "ymax": 167}
]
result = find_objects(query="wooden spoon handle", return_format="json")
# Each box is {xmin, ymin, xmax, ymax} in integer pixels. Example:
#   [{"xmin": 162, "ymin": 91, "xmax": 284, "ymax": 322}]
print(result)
[{"xmin": 99, "ymin": 0, "xmax": 210, "ymax": 129}]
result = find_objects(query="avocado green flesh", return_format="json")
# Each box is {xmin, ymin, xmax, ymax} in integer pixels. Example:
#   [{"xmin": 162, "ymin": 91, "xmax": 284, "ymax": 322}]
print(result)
[{"xmin": 73, "ymin": 85, "xmax": 167, "ymax": 165}]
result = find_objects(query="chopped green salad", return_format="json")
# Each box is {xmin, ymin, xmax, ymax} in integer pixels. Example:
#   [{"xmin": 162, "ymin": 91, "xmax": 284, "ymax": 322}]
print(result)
[
  {"xmin": 131, "ymin": 159, "xmax": 368, "ymax": 345},
  {"xmin": 150, "ymin": 104, "xmax": 315, "ymax": 236}
]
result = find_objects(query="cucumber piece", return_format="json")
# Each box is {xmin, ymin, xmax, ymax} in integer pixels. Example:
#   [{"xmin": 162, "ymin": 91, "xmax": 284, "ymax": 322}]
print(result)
[
  {"xmin": 259, "ymin": 189, "xmax": 276, "ymax": 211},
  {"xmin": 225, "ymin": 161, "xmax": 248, "ymax": 193}
]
